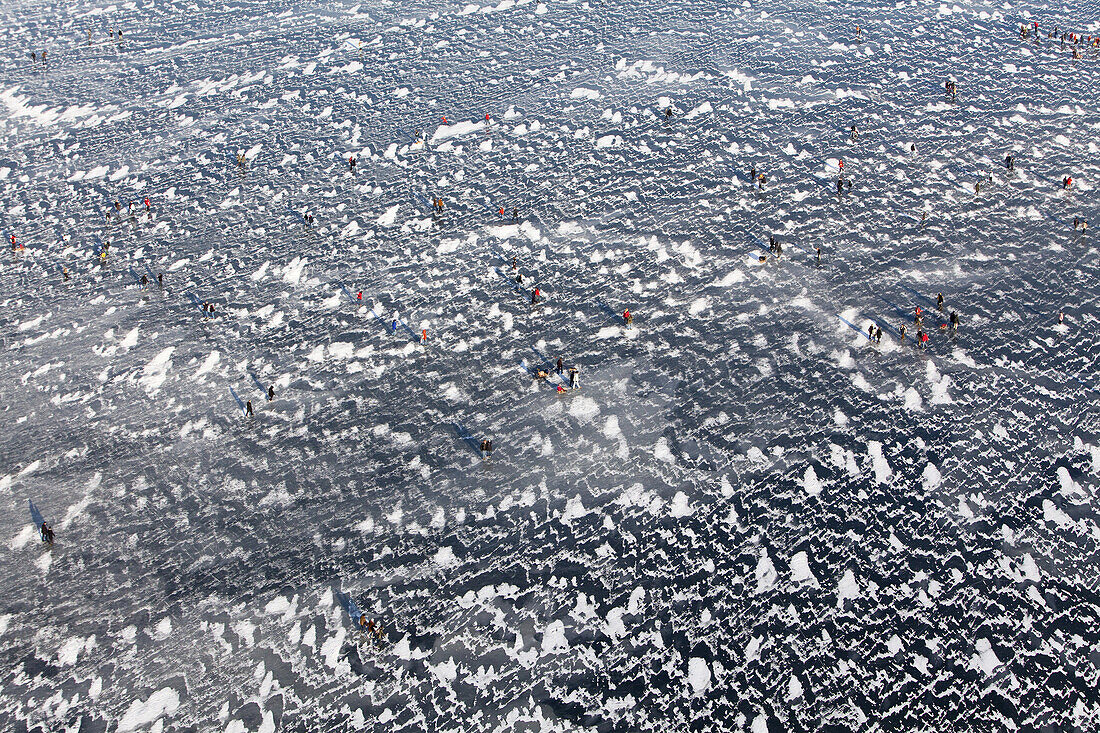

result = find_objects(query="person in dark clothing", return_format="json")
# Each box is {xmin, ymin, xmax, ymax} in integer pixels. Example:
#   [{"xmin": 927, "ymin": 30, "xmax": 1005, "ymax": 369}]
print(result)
[
  {"xmin": 157, "ymin": 273, "xmax": 164, "ymax": 288},
  {"xmin": 875, "ymin": 326, "xmax": 882, "ymax": 343},
  {"xmin": 268, "ymin": 385, "xmax": 275, "ymax": 401},
  {"xmin": 141, "ymin": 274, "xmax": 148, "ymax": 289},
  {"xmin": 556, "ymin": 357, "xmax": 563, "ymax": 374},
  {"xmin": 512, "ymin": 207, "xmax": 519, "ymax": 221},
  {"xmin": 665, "ymin": 107, "xmax": 673, "ymax": 119},
  {"xmin": 1006, "ymin": 154, "xmax": 1014, "ymax": 171},
  {"xmin": 936, "ymin": 293, "xmax": 944, "ymax": 311},
  {"xmin": 246, "ymin": 400, "xmax": 254, "ymax": 416},
  {"xmin": 949, "ymin": 311, "xmax": 959, "ymax": 332},
  {"xmin": 569, "ymin": 367, "xmax": 579, "ymax": 389}
]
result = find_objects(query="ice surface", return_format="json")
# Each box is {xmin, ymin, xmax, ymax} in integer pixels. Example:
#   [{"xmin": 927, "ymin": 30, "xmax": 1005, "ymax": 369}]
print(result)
[{"xmin": 1, "ymin": 0, "xmax": 1098, "ymax": 730}]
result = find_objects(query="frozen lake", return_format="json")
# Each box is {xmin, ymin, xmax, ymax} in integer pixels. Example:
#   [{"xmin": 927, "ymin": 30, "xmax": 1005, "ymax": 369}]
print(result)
[{"xmin": 1, "ymin": 0, "xmax": 1098, "ymax": 730}]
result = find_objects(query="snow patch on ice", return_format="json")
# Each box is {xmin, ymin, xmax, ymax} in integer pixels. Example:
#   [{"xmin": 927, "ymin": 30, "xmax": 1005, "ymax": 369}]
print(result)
[
  {"xmin": 117, "ymin": 688, "xmax": 180, "ymax": 732},
  {"xmin": 687, "ymin": 657, "xmax": 711, "ymax": 694}
]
